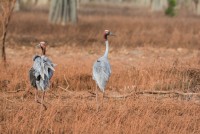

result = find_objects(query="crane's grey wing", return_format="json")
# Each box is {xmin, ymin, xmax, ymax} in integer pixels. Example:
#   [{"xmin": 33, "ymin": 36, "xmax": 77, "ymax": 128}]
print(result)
[
  {"xmin": 29, "ymin": 67, "xmax": 37, "ymax": 88},
  {"xmin": 93, "ymin": 58, "xmax": 111, "ymax": 81},
  {"xmin": 33, "ymin": 56, "xmax": 45, "ymax": 80},
  {"xmin": 93, "ymin": 58, "xmax": 111, "ymax": 91},
  {"xmin": 33, "ymin": 56, "xmax": 55, "ymax": 80},
  {"xmin": 31, "ymin": 55, "xmax": 56, "ymax": 91},
  {"xmin": 42, "ymin": 56, "xmax": 56, "ymax": 80}
]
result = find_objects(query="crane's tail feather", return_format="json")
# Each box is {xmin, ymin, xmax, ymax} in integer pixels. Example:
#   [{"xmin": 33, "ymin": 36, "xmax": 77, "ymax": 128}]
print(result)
[
  {"xmin": 52, "ymin": 64, "xmax": 57, "ymax": 67},
  {"xmin": 47, "ymin": 65, "xmax": 55, "ymax": 71}
]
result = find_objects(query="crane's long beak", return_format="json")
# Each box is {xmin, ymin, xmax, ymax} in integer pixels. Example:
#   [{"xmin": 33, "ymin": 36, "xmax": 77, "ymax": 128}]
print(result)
[{"xmin": 110, "ymin": 32, "xmax": 116, "ymax": 36}]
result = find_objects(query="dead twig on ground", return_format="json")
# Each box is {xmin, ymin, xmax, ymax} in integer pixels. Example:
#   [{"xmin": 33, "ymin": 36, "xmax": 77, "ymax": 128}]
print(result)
[
  {"xmin": 58, "ymin": 75, "xmax": 72, "ymax": 94},
  {"xmin": 87, "ymin": 90, "xmax": 200, "ymax": 100},
  {"xmin": 136, "ymin": 90, "xmax": 200, "ymax": 97},
  {"xmin": 6, "ymin": 89, "xmax": 25, "ymax": 93}
]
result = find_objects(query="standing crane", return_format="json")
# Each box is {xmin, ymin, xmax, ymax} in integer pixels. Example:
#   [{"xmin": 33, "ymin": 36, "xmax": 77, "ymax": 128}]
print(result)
[
  {"xmin": 92, "ymin": 30, "xmax": 115, "ymax": 110},
  {"xmin": 29, "ymin": 41, "xmax": 56, "ymax": 109}
]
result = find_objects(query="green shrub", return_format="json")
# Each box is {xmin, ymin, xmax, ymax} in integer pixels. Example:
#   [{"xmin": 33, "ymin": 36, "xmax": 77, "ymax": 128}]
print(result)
[{"xmin": 165, "ymin": 0, "xmax": 177, "ymax": 17}]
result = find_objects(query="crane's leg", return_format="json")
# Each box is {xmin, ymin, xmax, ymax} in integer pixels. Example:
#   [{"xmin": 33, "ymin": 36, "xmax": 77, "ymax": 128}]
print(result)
[
  {"xmin": 35, "ymin": 89, "xmax": 42, "ymax": 104},
  {"xmin": 42, "ymin": 91, "xmax": 45, "ymax": 101},
  {"xmin": 96, "ymin": 85, "xmax": 99, "ymax": 111},
  {"xmin": 102, "ymin": 91, "xmax": 105, "ymax": 108},
  {"xmin": 35, "ymin": 89, "xmax": 39, "ymax": 103},
  {"xmin": 34, "ymin": 89, "xmax": 46, "ymax": 110},
  {"xmin": 41, "ymin": 91, "xmax": 47, "ymax": 110}
]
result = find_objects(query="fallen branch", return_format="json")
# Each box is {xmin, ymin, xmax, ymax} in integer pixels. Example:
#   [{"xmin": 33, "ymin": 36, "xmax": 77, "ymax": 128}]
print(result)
[
  {"xmin": 6, "ymin": 89, "xmax": 25, "ymax": 93},
  {"xmin": 87, "ymin": 90, "xmax": 200, "ymax": 99},
  {"xmin": 87, "ymin": 91, "xmax": 135, "ymax": 98},
  {"xmin": 136, "ymin": 90, "xmax": 200, "ymax": 97},
  {"xmin": 87, "ymin": 91, "xmax": 96, "ymax": 96},
  {"xmin": 104, "ymin": 92, "xmax": 135, "ymax": 98}
]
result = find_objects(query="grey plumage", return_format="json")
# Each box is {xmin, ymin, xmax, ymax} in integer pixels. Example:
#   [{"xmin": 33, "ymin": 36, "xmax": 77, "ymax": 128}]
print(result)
[
  {"xmin": 93, "ymin": 56, "xmax": 111, "ymax": 92},
  {"xmin": 29, "ymin": 55, "xmax": 55, "ymax": 91}
]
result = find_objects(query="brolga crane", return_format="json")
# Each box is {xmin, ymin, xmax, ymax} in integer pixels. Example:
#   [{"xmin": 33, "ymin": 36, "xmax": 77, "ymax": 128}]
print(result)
[
  {"xmin": 29, "ymin": 41, "xmax": 56, "ymax": 109},
  {"xmin": 93, "ymin": 30, "xmax": 115, "ymax": 110}
]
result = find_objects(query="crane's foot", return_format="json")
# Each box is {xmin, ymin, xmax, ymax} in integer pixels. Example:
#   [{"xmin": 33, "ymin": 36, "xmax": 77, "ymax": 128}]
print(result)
[
  {"xmin": 42, "ymin": 103, "xmax": 47, "ymax": 110},
  {"xmin": 35, "ymin": 99, "xmax": 47, "ymax": 110},
  {"xmin": 35, "ymin": 99, "xmax": 41, "ymax": 104}
]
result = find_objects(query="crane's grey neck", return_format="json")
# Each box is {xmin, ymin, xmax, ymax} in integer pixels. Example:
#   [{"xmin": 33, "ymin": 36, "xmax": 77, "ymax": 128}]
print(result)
[{"xmin": 104, "ymin": 40, "xmax": 109, "ymax": 58}]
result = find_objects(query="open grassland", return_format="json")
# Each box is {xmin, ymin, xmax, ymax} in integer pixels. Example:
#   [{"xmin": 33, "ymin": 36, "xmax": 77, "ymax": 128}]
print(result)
[{"xmin": 1, "ymin": 5, "xmax": 200, "ymax": 133}]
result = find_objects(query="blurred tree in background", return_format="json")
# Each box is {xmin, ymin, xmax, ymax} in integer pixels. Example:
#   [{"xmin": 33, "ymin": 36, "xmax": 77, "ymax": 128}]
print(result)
[
  {"xmin": 0, "ymin": 0, "xmax": 16, "ymax": 63},
  {"xmin": 11, "ymin": 0, "xmax": 200, "ymax": 16},
  {"xmin": 165, "ymin": 0, "xmax": 177, "ymax": 16},
  {"xmin": 49, "ymin": 0, "xmax": 77, "ymax": 25},
  {"xmin": 193, "ymin": 0, "xmax": 200, "ymax": 15},
  {"xmin": 151, "ymin": 0, "xmax": 167, "ymax": 11},
  {"xmin": 14, "ymin": 0, "xmax": 20, "ymax": 11}
]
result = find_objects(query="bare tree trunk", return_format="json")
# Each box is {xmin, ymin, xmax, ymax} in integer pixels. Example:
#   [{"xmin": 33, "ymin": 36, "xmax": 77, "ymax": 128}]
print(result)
[
  {"xmin": 193, "ymin": 0, "xmax": 200, "ymax": 15},
  {"xmin": 144, "ymin": 0, "xmax": 152, "ymax": 7},
  {"xmin": 14, "ymin": 0, "xmax": 20, "ymax": 11},
  {"xmin": 2, "ymin": 22, "xmax": 7, "ymax": 63},
  {"xmin": 193, "ymin": 0, "xmax": 199, "ymax": 10},
  {"xmin": 151, "ymin": 0, "xmax": 167, "ymax": 11},
  {"xmin": 69, "ymin": 0, "xmax": 77, "ymax": 24},
  {"xmin": 133, "ymin": 0, "xmax": 151, "ymax": 7},
  {"xmin": 197, "ymin": 1, "xmax": 200, "ymax": 15},
  {"xmin": 49, "ymin": 0, "xmax": 77, "ymax": 25},
  {"xmin": 0, "ymin": 0, "xmax": 16, "ymax": 64}
]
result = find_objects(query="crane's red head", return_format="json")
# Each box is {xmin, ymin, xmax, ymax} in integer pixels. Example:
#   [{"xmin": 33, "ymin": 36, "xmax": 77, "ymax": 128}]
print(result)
[
  {"xmin": 104, "ymin": 30, "xmax": 115, "ymax": 40},
  {"xmin": 37, "ymin": 41, "xmax": 47, "ymax": 55}
]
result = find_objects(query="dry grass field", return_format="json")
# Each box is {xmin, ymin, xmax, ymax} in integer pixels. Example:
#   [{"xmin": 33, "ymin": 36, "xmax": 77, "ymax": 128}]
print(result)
[{"xmin": 1, "ymin": 5, "xmax": 200, "ymax": 133}]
